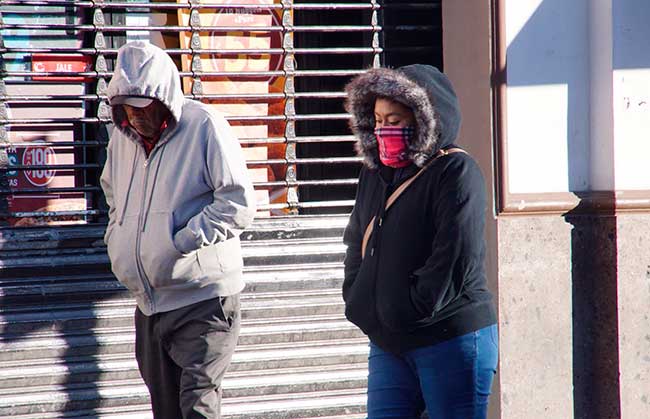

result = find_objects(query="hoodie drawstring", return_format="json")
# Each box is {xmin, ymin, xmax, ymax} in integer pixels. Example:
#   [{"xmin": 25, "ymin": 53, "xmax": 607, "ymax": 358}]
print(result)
[
  {"xmin": 118, "ymin": 152, "xmax": 138, "ymax": 226},
  {"xmin": 141, "ymin": 146, "xmax": 166, "ymax": 232}
]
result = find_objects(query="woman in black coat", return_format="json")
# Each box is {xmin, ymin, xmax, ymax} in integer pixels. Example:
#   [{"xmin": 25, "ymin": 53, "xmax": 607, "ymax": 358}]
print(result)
[{"xmin": 342, "ymin": 65, "xmax": 498, "ymax": 419}]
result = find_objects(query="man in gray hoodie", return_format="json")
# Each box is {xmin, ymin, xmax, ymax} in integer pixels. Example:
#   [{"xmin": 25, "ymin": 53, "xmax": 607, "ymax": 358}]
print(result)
[{"xmin": 100, "ymin": 41, "xmax": 256, "ymax": 419}]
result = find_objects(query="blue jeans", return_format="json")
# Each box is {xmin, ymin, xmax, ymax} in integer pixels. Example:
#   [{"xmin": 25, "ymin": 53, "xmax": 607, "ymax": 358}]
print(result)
[{"xmin": 367, "ymin": 325, "xmax": 498, "ymax": 419}]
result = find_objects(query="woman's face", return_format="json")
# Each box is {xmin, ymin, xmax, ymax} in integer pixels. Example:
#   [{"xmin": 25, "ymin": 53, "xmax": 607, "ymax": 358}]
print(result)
[{"xmin": 374, "ymin": 98, "xmax": 415, "ymax": 129}]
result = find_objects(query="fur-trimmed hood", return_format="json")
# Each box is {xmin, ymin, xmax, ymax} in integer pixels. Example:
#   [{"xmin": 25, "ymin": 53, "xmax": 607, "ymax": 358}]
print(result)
[{"xmin": 344, "ymin": 64, "xmax": 461, "ymax": 168}]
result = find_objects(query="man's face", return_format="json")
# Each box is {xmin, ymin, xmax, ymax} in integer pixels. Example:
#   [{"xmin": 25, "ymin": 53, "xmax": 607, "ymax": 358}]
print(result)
[{"xmin": 123, "ymin": 100, "xmax": 168, "ymax": 138}]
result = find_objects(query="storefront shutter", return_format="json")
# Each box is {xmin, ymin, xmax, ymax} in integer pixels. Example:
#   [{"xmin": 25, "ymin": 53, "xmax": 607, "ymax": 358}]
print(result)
[{"xmin": 0, "ymin": 1, "xmax": 441, "ymax": 417}]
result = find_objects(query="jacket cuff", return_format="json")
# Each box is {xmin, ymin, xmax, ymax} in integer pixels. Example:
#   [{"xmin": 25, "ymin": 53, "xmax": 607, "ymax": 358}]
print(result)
[{"xmin": 173, "ymin": 227, "xmax": 199, "ymax": 254}]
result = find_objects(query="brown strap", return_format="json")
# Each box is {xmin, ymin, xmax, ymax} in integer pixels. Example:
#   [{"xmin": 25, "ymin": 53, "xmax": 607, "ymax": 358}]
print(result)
[{"xmin": 361, "ymin": 147, "xmax": 467, "ymax": 259}]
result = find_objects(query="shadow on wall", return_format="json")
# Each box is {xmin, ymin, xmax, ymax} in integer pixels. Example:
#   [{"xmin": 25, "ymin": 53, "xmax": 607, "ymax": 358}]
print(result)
[
  {"xmin": 506, "ymin": 1, "xmax": 622, "ymax": 418},
  {"xmin": 612, "ymin": 0, "xmax": 650, "ymax": 70},
  {"xmin": 564, "ymin": 198, "xmax": 620, "ymax": 419}
]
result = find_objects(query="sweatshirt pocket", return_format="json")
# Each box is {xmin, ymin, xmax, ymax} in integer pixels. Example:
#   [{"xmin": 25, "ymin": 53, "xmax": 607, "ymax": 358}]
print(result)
[
  {"xmin": 196, "ymin": 237, "xmax": 244, "ymax": 278},
  {"xmin": 106, "ymin": 214, "xmax": 146, "ymax": 295},
  {"xmin": 140, "ymin": 211, "xmax": 200, "ymax": 288}
]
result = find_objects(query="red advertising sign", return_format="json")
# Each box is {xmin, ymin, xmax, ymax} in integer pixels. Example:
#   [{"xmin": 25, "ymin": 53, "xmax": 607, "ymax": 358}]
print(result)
[
  {"xmin": 5, "ymin": 144, "xmax": 85, "ymax": 226},
  {"xmin": 208, "ymin": 2, "xmax": 284, "ymax": 83},
  {"xmin": 177, "ymin": 0, "xmax": 290, "ymax": 215},
  {"xmin": 22, "ymin": 145, "xmax": 57, "ymax": 187},
  {"xmin": 4, "ymin": 70, "xmax": 87, "ymax": 226},
  {"xmin": 32, "ymin": 54, "xmax": 92, "ymax": 81}
]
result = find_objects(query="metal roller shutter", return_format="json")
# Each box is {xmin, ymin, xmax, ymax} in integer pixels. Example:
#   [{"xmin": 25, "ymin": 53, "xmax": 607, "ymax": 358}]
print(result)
[{"xmin": 0, "ymin": 1, "xmax": 441, "ymax": 417}]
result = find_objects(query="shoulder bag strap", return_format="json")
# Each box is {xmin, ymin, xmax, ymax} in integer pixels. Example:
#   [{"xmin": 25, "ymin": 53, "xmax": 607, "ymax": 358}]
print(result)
[{"xmin": 360, "ymin": 147, "xmax": 467, "ymax": 259}]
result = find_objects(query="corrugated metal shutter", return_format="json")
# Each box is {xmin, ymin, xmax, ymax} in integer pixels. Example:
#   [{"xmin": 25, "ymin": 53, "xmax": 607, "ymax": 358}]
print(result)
[{"xmin": 0, "ymin": 1, "xmax": 441, "ymax": 417}]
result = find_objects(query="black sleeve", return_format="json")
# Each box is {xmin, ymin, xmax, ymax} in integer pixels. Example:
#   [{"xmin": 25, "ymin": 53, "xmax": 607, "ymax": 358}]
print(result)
[
  {"xmin": 409, "ymin": 155, "xmax": 487, "ymax": 317},
  {"xmin": 342, "ymin": 168, "xmax": 367, "ymax": 302}
]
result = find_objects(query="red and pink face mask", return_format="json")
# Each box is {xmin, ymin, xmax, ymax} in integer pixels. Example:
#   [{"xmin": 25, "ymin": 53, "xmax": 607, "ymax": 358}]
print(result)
[{"xmin": 374, "ymin": 126, "xmax": 414, "ymax": 168}]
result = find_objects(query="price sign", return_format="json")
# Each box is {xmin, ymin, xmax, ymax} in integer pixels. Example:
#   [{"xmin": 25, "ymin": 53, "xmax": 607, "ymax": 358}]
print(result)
[{"xmin": 22, "ymin": 145, "xmax": 57, "ymax": 187}]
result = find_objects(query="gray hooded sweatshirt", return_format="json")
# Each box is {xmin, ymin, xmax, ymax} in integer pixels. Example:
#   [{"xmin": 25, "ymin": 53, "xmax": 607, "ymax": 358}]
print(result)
[{"xmin": 101, "ymin": 41, "xmax": 256, "ymax": 315}]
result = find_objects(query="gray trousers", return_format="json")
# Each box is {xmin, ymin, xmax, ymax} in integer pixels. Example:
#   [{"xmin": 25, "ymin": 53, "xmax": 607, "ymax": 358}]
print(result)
[{"xmin": 135, "ymin": 294, "xmax": 241, "ymax": 419}]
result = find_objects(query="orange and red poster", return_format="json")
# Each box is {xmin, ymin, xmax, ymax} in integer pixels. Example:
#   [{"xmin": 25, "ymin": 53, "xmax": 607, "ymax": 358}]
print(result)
[{"xmin": 177, "ymin": 0, "xmax": 289, "ymax": 214}]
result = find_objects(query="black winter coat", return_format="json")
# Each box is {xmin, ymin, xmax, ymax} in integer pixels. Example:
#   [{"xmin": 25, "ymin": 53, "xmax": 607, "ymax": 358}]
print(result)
[{"xmin": 342, "ymin": 65, "xmax": 496, "ymax": 354}]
